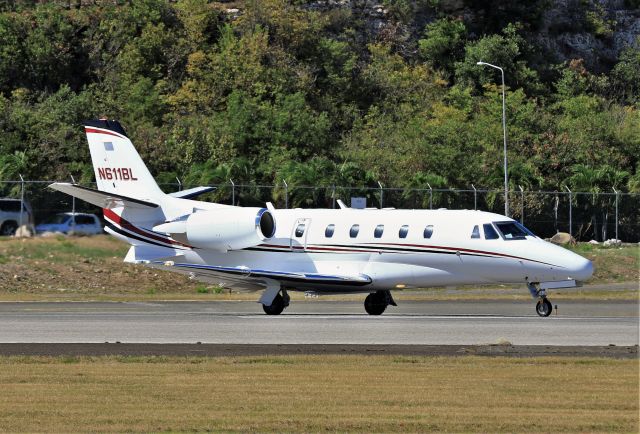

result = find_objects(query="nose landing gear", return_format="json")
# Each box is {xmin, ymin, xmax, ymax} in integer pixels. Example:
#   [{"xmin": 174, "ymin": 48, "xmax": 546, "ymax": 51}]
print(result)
[
  {"xmin": 535, "ymin": 297, "xmax": 553, "ymax": 317},
  {"xmin": 528, "ymin": 283, "xmax": 552, "ymax": 317}
]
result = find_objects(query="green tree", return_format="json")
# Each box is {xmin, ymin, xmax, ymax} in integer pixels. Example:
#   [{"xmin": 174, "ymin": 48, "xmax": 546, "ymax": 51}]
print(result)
[
  {"xmin": 610, "ymin": 38, "xmax": 640, "ymax": 104},
  {"xmin": 418, "ymin": 18, "xmax": 466, "ymax": 78},
  {"xmin": 454, "ymin": 23, "xmax": 541, "ymax": 95}
]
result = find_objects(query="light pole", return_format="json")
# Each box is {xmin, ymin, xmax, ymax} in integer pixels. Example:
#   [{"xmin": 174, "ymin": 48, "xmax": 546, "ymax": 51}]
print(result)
[{"xmin": 477, "ymin": 61, "xmax": 508, "ymax": 217}]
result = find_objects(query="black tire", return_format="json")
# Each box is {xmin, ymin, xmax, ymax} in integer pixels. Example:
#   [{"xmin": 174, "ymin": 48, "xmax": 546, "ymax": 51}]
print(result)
[
  {"xmin": 263, "ymin": 293, "xmax": 285, "ymax": 315},
  {"xmin": 536, "ymin": 298, "xmax": 553, "ymax": 317},
  {"xmin": 0, "ymin": 221, "xmax": 18, "ymax": 236},
  {"xmin": 364, "ymin": 292, "xmax": 387, "ymax": 315}
]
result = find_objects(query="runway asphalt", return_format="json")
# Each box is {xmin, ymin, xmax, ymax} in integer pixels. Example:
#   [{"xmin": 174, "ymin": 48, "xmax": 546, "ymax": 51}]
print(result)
[{"xmin": 0, "ymin": 300, "xmax": 637, "ymax": 346}]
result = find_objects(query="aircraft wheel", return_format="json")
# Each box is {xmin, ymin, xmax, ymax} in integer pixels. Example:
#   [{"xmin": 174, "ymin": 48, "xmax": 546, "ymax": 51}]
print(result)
[
  {"xmin": 364, "ymin": 292, "xmax": 387, "ymax": 315},
  {"xmin": 263, "ymin": 293, "xmax": 285, "ymax": 315},
  {"xmin": 536, "ymin": 298, "xmax": 552, "ymax": 317}
]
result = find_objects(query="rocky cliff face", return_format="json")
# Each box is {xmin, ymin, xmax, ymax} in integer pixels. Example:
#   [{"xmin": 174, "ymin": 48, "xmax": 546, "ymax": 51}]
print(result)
[
  {"xmin": 536, "ymin": 0, "xmax": 639, "ymax": 71},
  {"xmin": 301, "ymin": 0, "xmax": 639, "ymax": 71}
]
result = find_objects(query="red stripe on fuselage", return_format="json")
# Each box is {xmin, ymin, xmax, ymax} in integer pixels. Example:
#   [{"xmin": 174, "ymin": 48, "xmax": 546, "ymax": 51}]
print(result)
[
  {"xmin": 369, "ymin": 242, "xmax": 549, "ymax": 264},
  {"xmin": 258, "ymin": 242, "xmax": 558, "ymax": 267},
  {"xmin": 102, "ymin": 208, "xmax": 192, "ymax": 248},
  {"xmin": 85, "ymin": 127, "xmax": 125, "ymax": 139}
]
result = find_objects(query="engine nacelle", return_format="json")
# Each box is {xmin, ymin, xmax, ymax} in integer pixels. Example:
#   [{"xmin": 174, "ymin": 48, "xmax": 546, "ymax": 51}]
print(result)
[{"xmin": 155, "ymin": 207, "xmax": 276, "ymax": 251}]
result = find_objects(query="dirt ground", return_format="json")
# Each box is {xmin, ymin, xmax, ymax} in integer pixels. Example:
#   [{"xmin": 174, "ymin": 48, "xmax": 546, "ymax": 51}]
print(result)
[
  {"xmin": 0, "ymin": 235, "xmax": 637, "ymax": 301},
  {"xmin": 0, "ymin": 343, "xmax": 637, "ymax": 359},
  {"xmin": 0, "ymin": 235, "xmax": 202, "ymax": 296}
]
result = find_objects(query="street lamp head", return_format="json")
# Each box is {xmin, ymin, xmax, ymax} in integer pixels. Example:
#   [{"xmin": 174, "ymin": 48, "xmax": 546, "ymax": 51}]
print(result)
[{"xmin": 476, "ymin": 61, "xmax": 485, "ymax": 65}]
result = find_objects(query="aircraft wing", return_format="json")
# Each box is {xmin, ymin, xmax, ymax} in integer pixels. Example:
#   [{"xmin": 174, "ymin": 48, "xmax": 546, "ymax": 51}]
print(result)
[
  {"xmin": 153, "ymin": 261, "xmax": 372, "ymax": 287},
  {"xmin": 49, "ymin": 183, "xmax": 158, "ymax": 209}
]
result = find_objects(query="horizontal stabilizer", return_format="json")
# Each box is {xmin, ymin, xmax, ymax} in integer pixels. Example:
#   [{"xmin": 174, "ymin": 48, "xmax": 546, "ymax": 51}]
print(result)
[
  {"xmin": 49, "ymin": 183, "xmax": 158, "ymax": 209},
  {"xmin": 124, "ymin": 245, "xmax": 184, "ymax": 264},
  {"xmin": 168, "ymin": 186, "xmax": 216, "ymax": 199}
]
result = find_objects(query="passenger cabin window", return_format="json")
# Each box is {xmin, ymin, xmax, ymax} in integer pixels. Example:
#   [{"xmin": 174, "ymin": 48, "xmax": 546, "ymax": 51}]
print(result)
[
  {"xmin": 483, "ymin": 223, "xmax": 500, "ymax": 240},
  {"xmin": 350, "ymin": 224, "xmax": 360, "ymax": 238},
  {"xmin": 374, "ymin": 225, "xmax": 384, "ymax": 238},
  {"xmin": 494, "ymin": 222, "xmax": 529, "ymax": 240},
  {"xmin": 294, "ymin": 224, "xmax": 306, "ymax": 237},
  {"xmin": 423, "ymin": 225, "xmax": 433, "ymax": 239},
  {"xmin": 325, "ymin": 224, "xmax": 335, "ymax": 238},
  {"xmin": 399, "ymin": 225, "xmax": 409, "ymax": 239},
  {"xmin": 471, "ymin": 225, "xmax": 480, "ymax": 239}
]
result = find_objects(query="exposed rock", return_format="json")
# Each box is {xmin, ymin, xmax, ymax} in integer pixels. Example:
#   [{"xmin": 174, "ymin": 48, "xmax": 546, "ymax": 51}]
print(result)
[
  {"xmin": 603, "ymin": 239, "xmax": 622, "ymax": 247},
  {"xmin": 550, "ymin": 232, "xmax": 576, "ymax": 245},
  {"xmin": 14, "ymin": 225, "xmax": 34, "ymax": 238},
  {"xmin": 303, "ymin": 0, "xmax": 639, "ymax": 72},
  {"xmin": 588, "ymin": 239, "xmax": 600, "ymax": 244}
]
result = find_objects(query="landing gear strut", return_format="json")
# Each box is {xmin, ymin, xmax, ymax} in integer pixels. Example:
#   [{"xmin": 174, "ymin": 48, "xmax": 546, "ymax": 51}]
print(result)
[
  {"xmin": 262, "ymin": 289, "xmax": 290, "ymax": 315},
  {"xmin": 528, "ymin": 283, "xmax": 552, "ymax": 317},
  {"xmin": 364, "ymin": 290, "xmax": 397, "ymax": 315}
]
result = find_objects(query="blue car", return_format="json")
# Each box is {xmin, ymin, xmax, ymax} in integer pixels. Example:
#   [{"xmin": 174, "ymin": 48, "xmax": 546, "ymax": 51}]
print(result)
[{"xmin": 36, "ymin": 212, "xmax": 103, "ymax": 235}]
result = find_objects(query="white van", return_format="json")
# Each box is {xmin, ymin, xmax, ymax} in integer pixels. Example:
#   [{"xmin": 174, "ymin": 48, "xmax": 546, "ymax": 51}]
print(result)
[{"xmin": 0, "ymin": 198, "xmax": 34, "ymax": 236}]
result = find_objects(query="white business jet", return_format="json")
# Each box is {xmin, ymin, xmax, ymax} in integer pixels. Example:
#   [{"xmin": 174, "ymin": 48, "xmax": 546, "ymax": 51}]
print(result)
[{"xmin": 51, "ymin": 120, "xmax": 593, "ymax": 316}]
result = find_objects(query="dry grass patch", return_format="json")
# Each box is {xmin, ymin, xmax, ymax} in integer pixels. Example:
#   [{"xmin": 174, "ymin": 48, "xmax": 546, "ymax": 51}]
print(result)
[
  {"xmin": 0, "ymin": 355, "xmax": 637, "ymax": 432},
  {"xmin": 0, "ymin": 236, "xmax": 637, "ymax": 301}
]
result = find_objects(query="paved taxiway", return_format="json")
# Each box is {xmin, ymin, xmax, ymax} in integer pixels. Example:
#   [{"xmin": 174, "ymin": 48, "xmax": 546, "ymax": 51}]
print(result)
[{"xmin": 0, "ymin": 300, "xmax": 637, "ymax": 346}]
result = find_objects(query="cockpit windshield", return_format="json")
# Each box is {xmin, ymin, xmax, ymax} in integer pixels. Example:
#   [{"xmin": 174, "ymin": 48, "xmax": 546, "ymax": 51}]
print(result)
[{"xmin": 494, "ymin": 221, "xmax": 537, "ymax": 240}]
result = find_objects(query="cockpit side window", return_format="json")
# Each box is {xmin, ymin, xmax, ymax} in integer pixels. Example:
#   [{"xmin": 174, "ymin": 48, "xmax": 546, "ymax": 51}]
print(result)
[
  {"xmin": 494, "ymin": 221, "xmax": 530, "ymax": 240},
  {"xmin": 471, "ymin": 225, "xmax": 480, "ymax": 239},
  {"xmin": 483, "ymin": 223, "xmax": 500, "ymax": 240}
]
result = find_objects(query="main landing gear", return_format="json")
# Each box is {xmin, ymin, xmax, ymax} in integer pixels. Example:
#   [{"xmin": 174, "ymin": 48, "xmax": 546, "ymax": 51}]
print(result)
[
  {"xmin": 528, "ymin": 283, "xmax": 552, "ymax": 317},
  {"xmin": 262, "ymin": 288, "xmax": 290, "ymax": 315},
  {"xmin": 364, "ymin": 290, "xmax": 397, "ymax": 315}
]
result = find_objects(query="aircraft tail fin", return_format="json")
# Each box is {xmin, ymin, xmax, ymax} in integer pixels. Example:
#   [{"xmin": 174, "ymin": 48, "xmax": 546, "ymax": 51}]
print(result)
[{"xmin": 84, "ymin": 119, "xmax": 165, "ymax": 202}]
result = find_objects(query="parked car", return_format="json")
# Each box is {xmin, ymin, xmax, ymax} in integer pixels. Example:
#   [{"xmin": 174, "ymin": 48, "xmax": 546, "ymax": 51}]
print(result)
[
  {"xmin": 35, "ymin": 212, "xmax": 103, "ymax": 235},
  {"xmin": 0, "ymin": 198, "xmax": 33, "ymax": 236}
]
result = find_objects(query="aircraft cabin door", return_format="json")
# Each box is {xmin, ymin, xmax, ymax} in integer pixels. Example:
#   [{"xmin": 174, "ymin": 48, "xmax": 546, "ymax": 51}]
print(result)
[{"xmin": 290, "ymin": 218, "xmax": 311, "ymax": 252}]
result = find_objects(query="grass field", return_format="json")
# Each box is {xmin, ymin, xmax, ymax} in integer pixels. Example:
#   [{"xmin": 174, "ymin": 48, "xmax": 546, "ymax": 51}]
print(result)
[
  {"xmin": 0, "ymin": 355, "xmax": 637, "ymax": 432},
  {"xmin": 0, "ymin": 235, "xmax": 637, "ymax": 301},
  {"xmin": 569, "ymin": 243, "xmax": 640, "ymax": 283}
]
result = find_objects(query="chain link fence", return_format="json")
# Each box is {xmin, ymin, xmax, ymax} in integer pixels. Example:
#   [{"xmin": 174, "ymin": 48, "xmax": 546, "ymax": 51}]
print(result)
[{"xmin": 1, "ymin": 179, "xmax": 638, "ymax": 242}]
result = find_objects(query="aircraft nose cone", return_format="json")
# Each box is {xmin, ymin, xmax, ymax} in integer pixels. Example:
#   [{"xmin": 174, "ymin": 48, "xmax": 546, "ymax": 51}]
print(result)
[{"xmin": 569, "ymin": 256, "xmax": 593, "ymax": 281}]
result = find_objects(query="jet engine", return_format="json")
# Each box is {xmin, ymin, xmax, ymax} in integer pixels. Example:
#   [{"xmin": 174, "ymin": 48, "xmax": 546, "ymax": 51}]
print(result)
[{"xmin": 154, "ymin": 207, "xmax": 276, "ymax": 251}]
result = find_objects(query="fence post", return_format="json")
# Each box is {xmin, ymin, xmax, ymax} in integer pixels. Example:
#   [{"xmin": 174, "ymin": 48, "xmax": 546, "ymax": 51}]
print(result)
[
  {"xmin": 564, "ymin": 186, "xmax": 572, "ymax": 238},
  {"xmin": 332, "ymin": 185, "xmax": 336, "ymax": 209},
  {"xmin": 283, "ymin": 179, "xmax": 288, "ymax": 209},
  {"xmin": 519, "ymin": 185, "xmax": 524, "ymax": 224},
  {"xmin": 378, "ymin": 181, "xmax": 383, "ymax": 208},
  {"xmin": 70, "ymin": 175, "xmax": 76, "ymax": 233},
  {"xmin": 176, "ymin": 177, "xmax": 182, "ymax": 192},
  {"xmin": 229, "ymin": 179, "xmax": 235, "ymax": 206},
  {"xmin": 18, "ymin": 174, "xmax": 25, "ymax": 229},
  {"xmin": 613, "ymin": 187, "xmax": 619, "ymax": 241},
  {"xmin": 427, "ymin": 183, "xmax": 433, "ymax": 210},
  {"xmin": 471, "ymin": 184, "xmax": 477, "ymax": 210}
]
